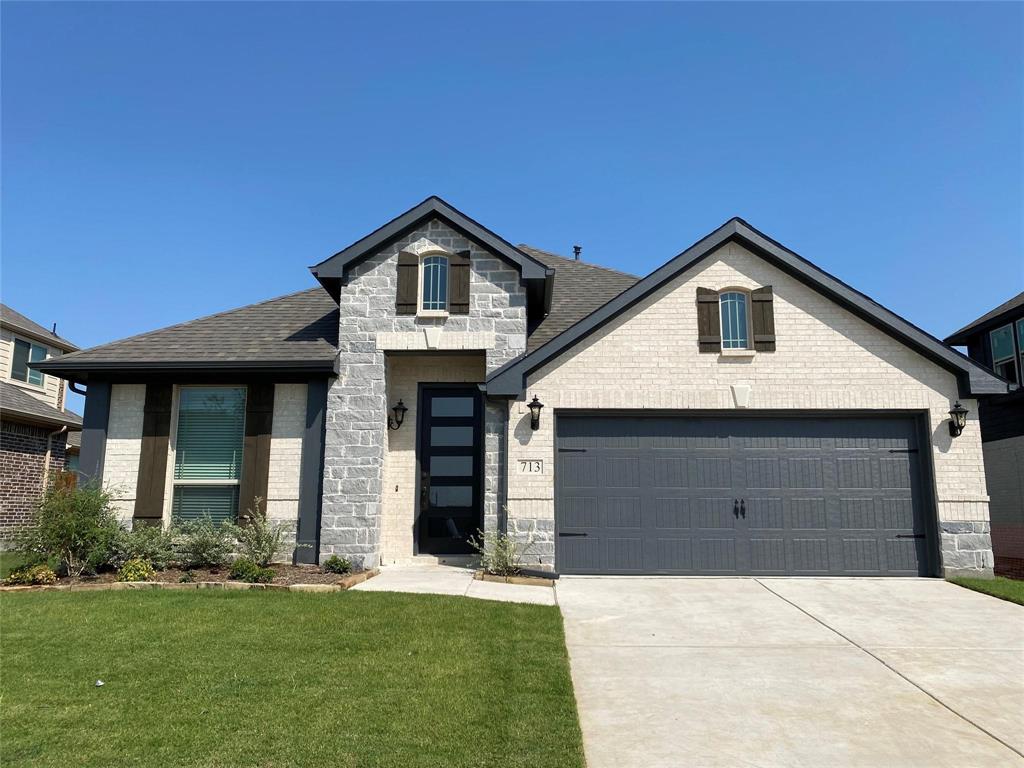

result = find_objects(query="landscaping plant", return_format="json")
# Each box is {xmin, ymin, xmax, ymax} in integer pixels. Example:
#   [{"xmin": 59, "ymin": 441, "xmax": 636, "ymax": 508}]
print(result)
[
  {"xmin": 110, "ymin": 523, "xmax": 175, "ymax": 570},
  {"xmin": 172, "ymin": 516, "xmax": 234, "ymax": 570},
  {"xmin": 224, "ymin": 497, "xmax": 293, "ymax": 567},
  {"xmin": 117, "ymin": 558, "xmax": 155, "ymax": 582},
  {"xmin": 4, "ymin": 563, "xmax": 58, "ymax": 586},
  {"xmin": 13, "ymin": 484, "xmax": 121, "ymax": 577},
  {"xmin": 469, "ymin": 529, "xmax": 533, "ymax": 577},
  {"xmin": 228, "ymin": 556, "xmax": 275, "ymax": 584},
  {"xmin": 322, "ymin": 554, "xmax": 352, "ymax": 574}
]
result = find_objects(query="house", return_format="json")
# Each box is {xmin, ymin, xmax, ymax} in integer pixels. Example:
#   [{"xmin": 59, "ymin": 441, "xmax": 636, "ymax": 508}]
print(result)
[
  {"xmin": 945, "ymin": 292, "xmax": 1024, "ymax": 577},
  {"xmin": 0, "ymin": 304, "xmax": 82, "ymax": 537},
  {"xmin": 35, "ymin": 197, "xmax": 1011, "ymax": 577}
]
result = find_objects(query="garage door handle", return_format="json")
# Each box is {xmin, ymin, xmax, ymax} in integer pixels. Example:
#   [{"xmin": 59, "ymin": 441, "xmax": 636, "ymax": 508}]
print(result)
[
  {"xmin": 558, "ymin": 532, "xmax": 587, "ymax": 537},
  {"xmin": 895, "ymin": 534, "xmax": 924, "ymax": 539}
]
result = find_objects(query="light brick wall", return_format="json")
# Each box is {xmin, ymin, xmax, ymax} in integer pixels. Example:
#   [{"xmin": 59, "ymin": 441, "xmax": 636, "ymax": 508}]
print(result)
[
  {"xmin": 982, "ymin": 434, "xmax": 1024, "ymax": 576},
  {"xmin": 102, "ymin": 384, "xmax": 145, "ymax": 524},
  {"xmin": 380, "ymin": 355, "xmax": 485, "ymax": 563},
  {"xmin": 264, "ymin": 383, "xmax": 306, "ymax": 554},
  {"xmin": 507, "ymin": 241, "xmax": 992, "ymax": 574},
  {"xmin": 322, "ymin": 218, "xmax": 527, "ymax": 567}
]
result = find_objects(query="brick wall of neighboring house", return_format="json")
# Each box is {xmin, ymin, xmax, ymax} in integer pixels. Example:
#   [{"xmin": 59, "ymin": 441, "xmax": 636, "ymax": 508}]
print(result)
[{"xmin": 0, "ymin": 420, "xmax": 67, "ymax": 538}]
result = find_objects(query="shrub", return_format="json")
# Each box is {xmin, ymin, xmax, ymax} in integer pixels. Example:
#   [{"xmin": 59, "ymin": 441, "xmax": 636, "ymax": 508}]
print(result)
[
  {"xmin": 229, "ymin": 557, "xmax": 275, "ymax": 584},
  {"xmin": 322, "ymin": 555, "xmax": 352, "ymax": 575},
  {"xmin": 4, "ymin": 564, "xmax": 58, "ymax": 586},
  {"xmin": 172, "ymin": 516, "xmax": 234, "ymax": 570},
  {"xmin": 179, "ymin": 570, "xmax": 195, "ymax": 584},
  {"xmin": 225, "ymin": 497, "xmax": 293, "ymax": 567},
  {"xmin": 469, "ymin": 529, "xmax": 533, "ymax": 577},
  {"xmin": 14, "ymin": 484, "xmax": 121, "ymax": 577},
  {"xmin": 111, "ymin": 524, "xmax": 175, "ymax": 570},
  {"xmin": 117, "ymin": 558, "xmax": 155, "ymax": 582}
]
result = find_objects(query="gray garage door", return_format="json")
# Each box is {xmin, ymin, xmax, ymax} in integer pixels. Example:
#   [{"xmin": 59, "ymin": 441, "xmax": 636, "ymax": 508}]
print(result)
[{"xmin": 555, "ymin": 415, "xmax": 933, "ymax": 576}]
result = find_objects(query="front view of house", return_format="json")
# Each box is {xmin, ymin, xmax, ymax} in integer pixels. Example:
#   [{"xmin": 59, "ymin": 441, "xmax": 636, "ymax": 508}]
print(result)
[{"xmin": 36, "ymin": 198, "xmax": 1010, "ymax": 578}]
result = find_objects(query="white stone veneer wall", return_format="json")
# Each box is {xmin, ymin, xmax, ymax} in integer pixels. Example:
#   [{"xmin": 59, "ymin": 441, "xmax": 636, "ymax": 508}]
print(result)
[
  {"xmin": 506, "ymin": 241, "xmax": 992, "ymax": 576},
  {"xmin": 101, "ymin": 384, "xmax": 145, "ymax": 524},
  {"xmin": 321, "ymin": 218, "xmax": 527, "ymax": 568},
  {"xmin": 264, "ymin": 383, "xmax": 306, "ymax": 557}
]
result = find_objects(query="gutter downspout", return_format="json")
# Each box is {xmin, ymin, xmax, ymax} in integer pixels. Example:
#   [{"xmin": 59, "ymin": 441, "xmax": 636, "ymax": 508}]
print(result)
[{"xmin": 43, "ymin": 425, "xmax": 69, "ymax": 490}]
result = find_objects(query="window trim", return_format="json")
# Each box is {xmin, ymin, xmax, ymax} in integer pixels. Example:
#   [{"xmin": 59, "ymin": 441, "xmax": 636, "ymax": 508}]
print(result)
[
  {"xmin": 989, "ymin": 322, "xmax": 1019, "ymax": 384},
  {"xmin": 166, "ymin": 384, "xmax": 248, "ymax": 525},
  {"xmin": 719, "ymin": 289, "xmax": 753, "ymax": 351},
  {"xmin": 8, "ymin": 335, "xmax": 49, "ymax": 390},
  {"xmin": 417, "ymin": 251, "xmax": 450, "ymax": 317}
]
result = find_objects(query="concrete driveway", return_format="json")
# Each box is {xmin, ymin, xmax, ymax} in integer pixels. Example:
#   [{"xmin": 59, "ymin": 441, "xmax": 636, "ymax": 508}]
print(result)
[{"xmin": 556, "ymin": 577, "xmax": 1024, "ymax": 768}]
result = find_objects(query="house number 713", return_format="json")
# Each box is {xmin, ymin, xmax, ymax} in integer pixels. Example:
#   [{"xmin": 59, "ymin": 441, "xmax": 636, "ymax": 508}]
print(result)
[{"xmin": 518, "ymin": 460, "xmax": 543, "ymax": 474}]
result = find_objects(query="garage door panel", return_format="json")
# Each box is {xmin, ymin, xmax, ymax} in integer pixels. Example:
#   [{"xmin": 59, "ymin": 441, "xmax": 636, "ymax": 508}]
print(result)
[{"xmin": 555, "ymin": 415, "xmax": 931, "ymax": 576}]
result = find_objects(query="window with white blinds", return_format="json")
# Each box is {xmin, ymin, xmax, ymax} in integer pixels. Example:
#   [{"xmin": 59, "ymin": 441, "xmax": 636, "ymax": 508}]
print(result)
[{"xmin": 171, "ymin": 387, "xmax": 246, "ymax": 523}]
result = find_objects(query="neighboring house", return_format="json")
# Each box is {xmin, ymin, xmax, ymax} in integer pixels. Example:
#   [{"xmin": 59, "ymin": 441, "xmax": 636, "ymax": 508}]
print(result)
[
  {"xmin": 945, "ymin": 292, "xmax": 1024, "ymax": 577},
  {"xmin": 0, "ymin": 304, "xmax": 82, "ymax": 537},
  {"xmin": 36, "ymin": 197, "xmax": 1011, "ymax": 577}
]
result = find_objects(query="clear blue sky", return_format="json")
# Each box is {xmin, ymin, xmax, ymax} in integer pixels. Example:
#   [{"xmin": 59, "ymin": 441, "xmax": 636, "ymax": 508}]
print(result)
[{"xmin": 3, "ymin": 2, "xmax": 1022, "ymax": 411}]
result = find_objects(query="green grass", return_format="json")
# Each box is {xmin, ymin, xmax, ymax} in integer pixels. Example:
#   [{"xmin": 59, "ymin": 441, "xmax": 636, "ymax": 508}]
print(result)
[
  {"xmin": 1, "ymin": 590, "xmax": 585, "ymax": 768},
  {"xmin": 0, "ymin": 550, "xmax": 26, "ymax": 580},
  {"xmin": 950, "ymin": 576, "xmax": 1024, "ymax": 605}
]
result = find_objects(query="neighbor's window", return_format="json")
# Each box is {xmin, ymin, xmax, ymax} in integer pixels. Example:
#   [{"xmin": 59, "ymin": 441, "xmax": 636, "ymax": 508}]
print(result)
[
  {"xmin": 1018, "ymin": 319, "xmax": 1024, "ymax": 384},
  {"xmin": 421, "ymin": 254, "xmax": 449, "ymax": 312},
  {"xmin": 990, "ymin": 323, "xmax": 1018, "ymax": 384},
  {"xmin": 720, "ymin": 291, "xmax": 751, "ymax": 349},
  {"xmin": 10, "ymin": 338, "xmax": 47, "ymax": 386},
  {"xmin": 171, "ymin": 387, "xmax": 246, "ymax": 524}
]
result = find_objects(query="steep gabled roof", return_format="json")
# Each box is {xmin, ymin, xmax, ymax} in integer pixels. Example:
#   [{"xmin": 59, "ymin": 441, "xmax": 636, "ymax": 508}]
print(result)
[
  {"xmin": 0, "ymin": 381, "xmax": 82, "ymax": 429},
  {"xmin": 310, "ymin": 196, "xmax": 554, "ymax": 314},
  {"xmin": 34, "ymin": 288, "xmax": 338, "ymax": 382},
  {"xmin": 945, "ymin": 290, "xmax": 1024, "ymax": 346},
  {"xmin": 519, "ymin": 246, "xmax": 638, "ymax": 352},
  {"xmin": 487, "ymin": 218, "xmax": 1009, "ymax": 399},
  {"xmin": 0, "ymin": 304, "xmax": 78, "ymax": 352}
]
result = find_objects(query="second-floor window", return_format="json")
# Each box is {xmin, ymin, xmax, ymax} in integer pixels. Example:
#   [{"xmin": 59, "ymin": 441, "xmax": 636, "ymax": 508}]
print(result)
[
  {"xmin": 10, "ymin": 338, "xmax": 47, "ymax": 386},
  {"xmin": 990, "ymin": 322, "xmax": 1020, "ymax": 384},
  {"xmin": 720, "ymin": 291, "xmax": 751, "ymax": 349},
  {"xmin": 421, "ymin": 254, "xmax": 449, "ymax": 312}
]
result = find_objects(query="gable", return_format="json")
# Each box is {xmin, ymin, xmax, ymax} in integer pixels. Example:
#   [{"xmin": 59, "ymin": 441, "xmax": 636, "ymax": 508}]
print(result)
[{"xmin": 486, "ymin": 218, "xmax": 1008, "ymax": 398}]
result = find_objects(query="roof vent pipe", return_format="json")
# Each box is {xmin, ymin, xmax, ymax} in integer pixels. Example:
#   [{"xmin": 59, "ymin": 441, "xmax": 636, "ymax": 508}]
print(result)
[{"xmin": 573, "ymin": 245, "xmax": 582, "ymax": 261}]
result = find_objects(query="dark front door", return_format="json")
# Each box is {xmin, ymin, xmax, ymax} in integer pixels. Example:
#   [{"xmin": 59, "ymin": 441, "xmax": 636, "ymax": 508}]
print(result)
[
  {"xmin": 556, "ymin": 414, "xmax": 933, "ymax": 576},
  {"xmin": 417, "ymin": 386, "xmax": 483, "ymax": 555}
]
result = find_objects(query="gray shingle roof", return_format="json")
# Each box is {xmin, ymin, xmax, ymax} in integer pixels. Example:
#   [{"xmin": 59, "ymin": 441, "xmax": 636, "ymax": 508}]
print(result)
[
  {"xmin": 519, "ymin": 246, "xmax": 638, "ymax": 352},
  {"xmin": 35, "ymin": 288, "xmax": 339, "ymax": 379},
  {"xmin": 945, "ymin": 290, "xmax": 1024, "ymax": 346},
  {"xmin": 66, "ymin": 430, "xmax": 81, "ymax": 450},
  {"xmin": 0, "ymin": 381, "xmax": 83, "ymax": 428},
  {"xmin": 0, "ymin": 304, "xmax": 78, "ymax": 352}
]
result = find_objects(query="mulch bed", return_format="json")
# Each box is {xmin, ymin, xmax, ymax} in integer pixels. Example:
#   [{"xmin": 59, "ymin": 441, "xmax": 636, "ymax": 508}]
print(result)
[{"xmin": 57, "ymin": 564, "xmax": 363, "ymax": 587}]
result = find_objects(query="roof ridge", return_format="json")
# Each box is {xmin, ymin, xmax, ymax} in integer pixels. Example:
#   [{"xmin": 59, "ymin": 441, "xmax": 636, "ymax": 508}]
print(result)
[
  {"xmin": 517, "ymin": 244, "xmax": 638, "ymax": 279},
  {"xmin": 55, "ymin": 286, "xmax": 328, "ymax": 362}
]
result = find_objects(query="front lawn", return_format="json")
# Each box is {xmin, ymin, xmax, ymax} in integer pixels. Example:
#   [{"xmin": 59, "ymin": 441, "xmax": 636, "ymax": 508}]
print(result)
[
  {"xmin": 950, "ymin": 576, "xmax": 1024, "ymax": 605},
  {"xmin": 1, "ymin": 591, "xmax": 584, "ymax": 768}
]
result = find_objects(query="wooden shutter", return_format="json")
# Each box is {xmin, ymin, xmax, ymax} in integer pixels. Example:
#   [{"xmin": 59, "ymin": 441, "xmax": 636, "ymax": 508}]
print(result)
[
  {"xmin": 448, "ymin": 250, "xmax": 471, "ymax": 314},
  {"xmin": 396, "ymin": 251, "xmax": 419, "ymax": 315},
  {"xmin": 751, "ymin": 286, "xmax": 776, "ymax": 352},
  {"xmin": 133, "ymin": 383, "xmax": 173, "ymax": 524},
  {"xmin": 238, "ymin": 383, "xmax": 275, "ymax": 522},
  {"xmin": 696, "ymin": 288, "xmax": 721, "ymax": 353}
]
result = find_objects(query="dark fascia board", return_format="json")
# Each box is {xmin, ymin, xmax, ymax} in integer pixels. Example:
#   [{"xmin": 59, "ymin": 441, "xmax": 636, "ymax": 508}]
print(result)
[
  {"xmin": 487, "ymin": 217, "xmax": 1009, "ymax": 399},
  {"xmin": 31, "ymin": 358, "xmax": 338, "ymax": 384},
  {"xmin": 945, "ymin": 306, "xmax": 1024, "ymax": 347},
  {"xmin": 1, "ymin": 321, "xmax": 79, "ymax": 353},
  {"xmin": 309, "ymin": 196, "xmax": 552, "ymax": 300}
]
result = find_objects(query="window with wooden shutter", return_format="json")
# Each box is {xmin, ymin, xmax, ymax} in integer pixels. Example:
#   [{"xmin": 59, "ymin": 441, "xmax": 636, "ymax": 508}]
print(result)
[
  {"xmin": 751, "ymin": 286, "xmax": 776, "ymax": 352},
  {"xmin": 448, "ymin": 250, "xmax": 471, "ymax": 314},
  {"xmin": 396, "ymin": 251, "xmax": 419, "ymax": 315},
  {"xmin": 696, "ymin": 288, "xmax": 721, "ymax": 353}
]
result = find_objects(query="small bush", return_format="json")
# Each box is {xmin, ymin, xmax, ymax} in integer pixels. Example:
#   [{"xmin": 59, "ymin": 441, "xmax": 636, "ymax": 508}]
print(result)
[
  {"xmin": 469, "ymin": 529, "xmax": 533, "ymax": 577},
  {"xmin": 322, "ymin": 555, "xmax": 352, "ymax": 574},
  {"xmin": 111, "ymin": 524, "xmax": 175, "ymax": 570},
  {"xmin": 179, "ymin": 571, "xmax": 195, "ymax": 584},
  {"xmin": 225, "ymin": 497, "xmax": 293, "ymax": 567},
  {"xmin": 229, "ymin": 557, "xmax": 275, "ymax": 584},
  {"xmin": 172, "ymin": 516, "xmax": 234, "ymax": 570},
  {"xmin": 117, "ymin": 558, "xmax": 155, "ymax": 582},
  {"xmin": 4, "ymin": 564, "xmax": 58, "ymax": 586},
  {"xmin": 14, "ymin": 484, "xmax": 121, "ymax": 577}
]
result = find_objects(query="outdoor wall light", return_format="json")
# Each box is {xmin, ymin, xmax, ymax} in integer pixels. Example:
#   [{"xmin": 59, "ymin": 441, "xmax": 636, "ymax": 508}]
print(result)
[
  {"xmin": 387, "ymin": 400, "xmax": 408, "ymax": 431},
  {"xmin": 528, "ymin": 396, "xmax": 544, "ymax": 431},
  {"xmin": 948, "ymin": 401, "xmax": 968, "ymax": 438}
]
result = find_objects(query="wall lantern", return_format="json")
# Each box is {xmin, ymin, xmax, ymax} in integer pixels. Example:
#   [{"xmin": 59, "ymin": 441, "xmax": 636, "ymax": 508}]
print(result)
[
  {"xmin": 387, "ymin": 400, "xmax": 408, "ymax": 431},
  {"xmin": 948, "ymin": 401, "xmax": 969, "ymax": 438},
  {"xmin": 528, "ymin": 396, "xmax": 544, "ymax": 431}
]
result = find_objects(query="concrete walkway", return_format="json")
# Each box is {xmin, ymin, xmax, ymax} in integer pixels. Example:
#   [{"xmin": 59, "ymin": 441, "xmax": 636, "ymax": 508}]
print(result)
[
  {"xmin": 350, "ymin": 563, "xmax": 556, "ymax": 606},
  {"xmin": 557, "ymin": 577, "xmax": 1024, "ymax": 768}
]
